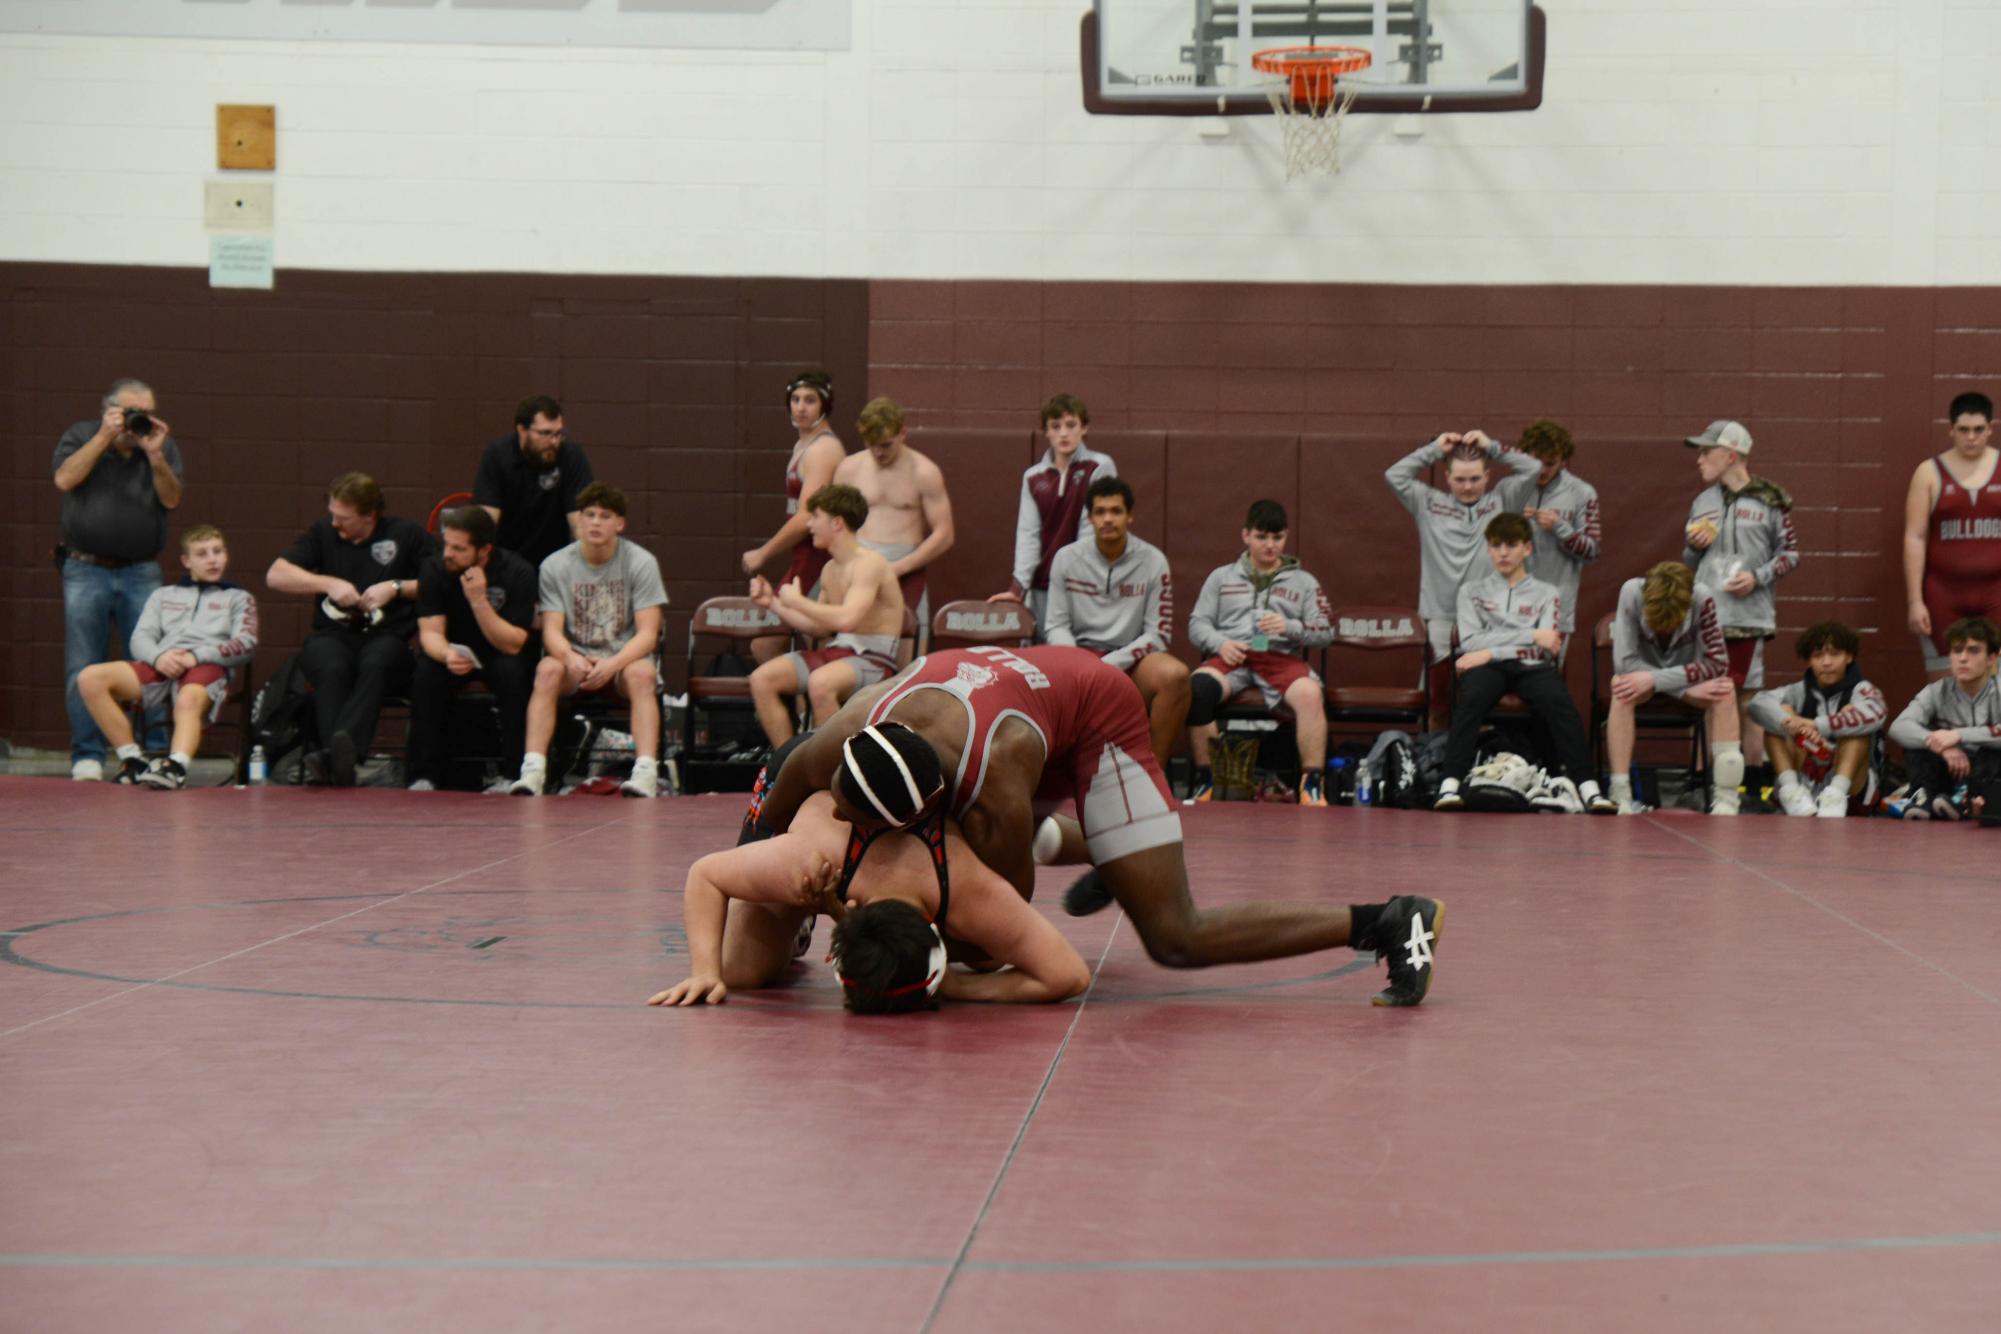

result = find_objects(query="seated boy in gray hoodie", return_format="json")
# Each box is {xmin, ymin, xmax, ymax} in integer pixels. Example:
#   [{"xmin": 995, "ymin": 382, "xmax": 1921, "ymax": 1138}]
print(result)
[
  {"xmin": 1746, "ymin": 621, "xmax": 1888, "ymax": 818},
  {"xmin": 75, "ymin": 524, "xmax": 259, "ymax": 789}
]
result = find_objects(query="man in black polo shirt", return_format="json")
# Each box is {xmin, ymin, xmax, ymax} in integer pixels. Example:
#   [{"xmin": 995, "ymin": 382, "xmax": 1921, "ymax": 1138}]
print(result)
[
  {"xmin": 473, "ymin": 394, "xmax": 595, "ymax": 568},
  {"xmin": 51, "ymin": 378, "xmax": 183, "ymax": 780},
  {"xmin": 266, "ymin": 472, "xmax": 436, "ymax": 786},
  {"xmin": 407, "ymin": 506, "xmax": 538, "ymax": 791}
]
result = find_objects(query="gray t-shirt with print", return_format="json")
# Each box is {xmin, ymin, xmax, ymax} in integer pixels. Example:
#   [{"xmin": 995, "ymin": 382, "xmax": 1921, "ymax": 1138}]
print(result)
[{"xmin": 536, "ymin": 539, "xmax": 668, "ymax": 658}]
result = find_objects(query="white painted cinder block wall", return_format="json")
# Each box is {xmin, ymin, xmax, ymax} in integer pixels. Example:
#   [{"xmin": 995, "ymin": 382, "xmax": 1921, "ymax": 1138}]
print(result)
[{"xmin": 1, "ymin": 0, "xmax": 1995, "ymax": 285}]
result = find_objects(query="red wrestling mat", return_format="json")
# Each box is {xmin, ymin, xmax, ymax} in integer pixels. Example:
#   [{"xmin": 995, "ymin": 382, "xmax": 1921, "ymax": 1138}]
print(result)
[{"xmin": 2, "ymin": 776, "xmax": 1997, "ymax": 1332}]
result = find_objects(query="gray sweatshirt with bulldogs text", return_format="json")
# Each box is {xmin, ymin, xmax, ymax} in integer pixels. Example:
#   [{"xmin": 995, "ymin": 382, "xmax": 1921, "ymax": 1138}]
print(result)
[
  {"xmin": 1889, "ymin": 676, "xmax": 2001, "ymax": 751},
  {"xmin": 1610, "ymin": 576, "xmax": 1728, "ymax": 698},
  {"xmin": 1456, "ymin": 572, "xmax": 1561, "ymax": 666},
  {"xmin": 1187, "ymin": 555, "xmax": 1333, "ymax": 657}
]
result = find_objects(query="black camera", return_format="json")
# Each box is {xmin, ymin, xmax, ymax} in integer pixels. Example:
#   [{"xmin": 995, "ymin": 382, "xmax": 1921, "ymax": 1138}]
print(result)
[{"xmin": 123, "ymin": 408, "xmax": 155, "ymax": 436}]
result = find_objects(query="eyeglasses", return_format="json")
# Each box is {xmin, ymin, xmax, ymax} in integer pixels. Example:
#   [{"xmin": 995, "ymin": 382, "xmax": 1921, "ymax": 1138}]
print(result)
[{"xmin": 527, "ymin": 426, "xmax": 564, "ymax": 441}]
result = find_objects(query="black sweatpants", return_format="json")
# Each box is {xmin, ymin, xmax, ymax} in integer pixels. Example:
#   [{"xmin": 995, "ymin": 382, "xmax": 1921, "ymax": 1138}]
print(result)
[
  {"xmin": 407, "ymin": 651, "xmax": 534, "ymax": 785},
  {"xmin": 1445, "ymin": 659, "xmax": 1592, "ymax": 784},
  {"xmin": 1904, "ymin": 745, "xmax": 2001, "ymax": 796},
  {"xmin": 300, "ymin": 627, "xmax": 414, "ymax": 756}
]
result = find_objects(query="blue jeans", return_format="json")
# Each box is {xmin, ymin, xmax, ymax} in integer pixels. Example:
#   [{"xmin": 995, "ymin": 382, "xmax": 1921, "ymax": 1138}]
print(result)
[{"xmin": 63, "ymin": 556, "xmax": 164, "ymax": 761}]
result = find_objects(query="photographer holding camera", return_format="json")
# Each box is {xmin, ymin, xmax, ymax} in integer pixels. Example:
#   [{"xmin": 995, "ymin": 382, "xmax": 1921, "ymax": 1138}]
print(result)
[{"xmin": 52, "ymin": 378, "xmax": 183, "ymax": 781}]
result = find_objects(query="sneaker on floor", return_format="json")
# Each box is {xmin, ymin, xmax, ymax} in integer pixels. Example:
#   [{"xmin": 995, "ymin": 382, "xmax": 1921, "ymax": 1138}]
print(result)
[
  {"xmin": 508, "ymin": 767, "xmax": 546, "ymax": 797},
  {"xmin": 1776, "ymin": 782, "xmax": 1817, "ymax": 816},
  {"xmin": 1709, "ymin": 789, "xmax": 1741, "ymax": 816},
  {"xmin": 1432, "ymin": 778, "xmax": 1463, "ymax": 811},
  {"xmin": 1370, "ymin": 895, "xmax": 1444, "ymax": 1008},
  {"xmin": 407, "ymin": 778, "xmax": 437, "ymax": 792},
  {"xmin": 1617, "ymin": 799, "xmax": 1653, "ymax": 815},
  {"xmin": 1531, "ymin": 775, "xmax": 1584, "ymax": 814},
  {"xmin": 111, "ymin": 756, "xmax": 150, "ymax": 785},
  {"xmin": 620, "ymin": 764, "xmax": 659, "ymax": 799},
  {"xmin": 1183, "ymin": 775, "xmax": 1214, "ymax": 806},
  {"xmin": 1585, "ymin": 789, "xmax": 1619, "ymax": 815},
  {"xmin": 1894, "ymin": 788, "xmax": 1931, "ymax": 821},
  {"xmin": 72, "ymin": 758, "xmax": 104, "ymax": 782},
  {"xmin": 1298, "ymin": 772, "xmax": 1328, "ymax": 807},
  {"xmin": 328, "ymin": 731, "xmax": 357, "ymax": 788},
  {"xmin": 1815, "ymin": 788, "xmax": 1849, "ymax": 819},
  {"xmin": 136, "ymin": 759, "xmax": 186, "ymax": 790},
  {"xmin": 1062, "ymin": 869, "xmax": 1116, "ymax": 918},
  {"xmin": 1931, "ymin": 789, "xmax": 1964, "ymax": 821}
]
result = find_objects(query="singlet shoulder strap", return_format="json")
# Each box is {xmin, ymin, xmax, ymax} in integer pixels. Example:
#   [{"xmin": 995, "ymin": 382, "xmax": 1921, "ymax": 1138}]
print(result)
[{"xmin": 833, "ymin": 808, "xmax": 952, "ymax": 926}]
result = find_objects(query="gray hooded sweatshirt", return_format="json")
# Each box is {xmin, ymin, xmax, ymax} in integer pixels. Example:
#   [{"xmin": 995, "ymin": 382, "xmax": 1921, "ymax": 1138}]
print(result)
[
  {"xmin": 1609, "ymin": 576, "xmax": 1728, "ymax": 699},
  {"xmin": 129, "ymin": 578, "xmax": 259, "ymax": 670},
  {"xmin": 1682, "ymin": 476, "xmax": 1800, "ymax": 636},
  {"xmin": 1889, "ymin": 676, "xmax": 2001, "ymax": 751},
  {"xmin": 1386, "ymin": 438, "xmax": 1541, "ymax": 622},
  {"xmin": 1187, "ymin": 554, "xmax": 1333, "ymax": 657}
]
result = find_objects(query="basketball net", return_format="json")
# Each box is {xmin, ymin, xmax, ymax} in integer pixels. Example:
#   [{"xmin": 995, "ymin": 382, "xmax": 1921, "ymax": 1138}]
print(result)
[
  {"xmin": 1264, "ymin": 80, "xmax": 1361, "ymax": 181},
  {"xmin": 1252, "ymin": 46, "xmax": 1372, "ymax": 182}
]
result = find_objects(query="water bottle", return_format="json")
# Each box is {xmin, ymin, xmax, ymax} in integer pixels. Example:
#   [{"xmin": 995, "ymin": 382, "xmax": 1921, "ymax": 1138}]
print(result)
[
  {"xmin": 248, "ymin": 745, "xmax": 267, "ymax": 786},
  {"xmin": 1356, "ymin": 766, "xmax": 1375, "ymax": 807}
]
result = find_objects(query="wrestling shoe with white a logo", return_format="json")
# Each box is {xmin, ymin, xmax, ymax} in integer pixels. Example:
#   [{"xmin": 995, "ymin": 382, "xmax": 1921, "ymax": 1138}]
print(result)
[{"xmin": 1370, "ymin": 895, "xmax": 1443, "ymax": 1008}]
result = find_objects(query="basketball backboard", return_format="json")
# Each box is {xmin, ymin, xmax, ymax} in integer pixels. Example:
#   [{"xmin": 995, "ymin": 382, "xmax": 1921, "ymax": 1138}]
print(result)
[{"xmin": 1082, "ymin": 0, "xmax": 1544, "ymax": 116}]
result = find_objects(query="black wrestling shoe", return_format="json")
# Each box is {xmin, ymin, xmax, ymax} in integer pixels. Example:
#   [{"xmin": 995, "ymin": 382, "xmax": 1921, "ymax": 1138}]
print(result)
[
  {"xmin": 1371, "ymin": 895, "xmax": 1443, "ymax": 1008},
  {"xmin": 1062, "ymin": 869, "xmax": 1116, "ymax": 917},
  {"xmin": 329, "ymin": 731, "xmax": 357, "ymax": 788},
  {"xmin": 136, "ymin": 759, "xmax": 186, "ymax": 790},
  {"xmin": 302, "ymin": 748, "xmax": 331, "ymax": 786},
  {"xmin": 113, "ymin": 756, "xmax": 151, "ymax": 785}
]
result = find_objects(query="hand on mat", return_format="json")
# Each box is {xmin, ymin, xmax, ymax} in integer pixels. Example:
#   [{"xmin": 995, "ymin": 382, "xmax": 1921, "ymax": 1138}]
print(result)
[
  {"xmin": 796, "ymin": 855, "xmax": 846, "ymax": 920},
  {"xmin": 649, "ymin": 974, "xmax": 727, "ymax": 1007},
  {"xmin": 1217, "ymin": 639, "xmax": 1249, "ymax": 667}
]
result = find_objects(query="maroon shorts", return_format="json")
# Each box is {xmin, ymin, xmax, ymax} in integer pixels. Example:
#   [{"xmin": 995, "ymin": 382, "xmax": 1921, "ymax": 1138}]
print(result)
[
  {"xmin": 782, "ymin": 543, "xmax": 830, "ymax": 595},
  {"xmin": 786, "ymin": 643, "xmax": 898, "ymax": 692},
  {"xmin": 896, "ymin": 567, "xmax": 928, "ymax": 614},
  {"xmin": 1723, "ymin": 637, "xmax": 1768, "ymax": 690},
  {"xmin": 1197, "ymin": 649, "xmax": 1319, "ymax": 710},
  {"xmin": 132, "ymin": 662, "xmax": 226, "ymax": 689}
]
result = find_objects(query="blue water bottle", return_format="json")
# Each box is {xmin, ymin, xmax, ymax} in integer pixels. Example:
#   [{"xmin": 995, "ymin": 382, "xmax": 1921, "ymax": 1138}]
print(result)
[
  {"xmin": 1327, "ymin": 757, "xmax": 1351, "ymax": 804},
  {"xmin": 1356, "ymin": 766, "xmax": 1374, "ymax": 807}
]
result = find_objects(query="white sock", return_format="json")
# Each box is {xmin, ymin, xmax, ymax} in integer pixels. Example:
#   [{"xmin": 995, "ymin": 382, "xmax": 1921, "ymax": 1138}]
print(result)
[
  {"xmin": 115, "ymin": 743, "xmax": 142, "ymax": 762},
  {"xmin": 169, "ymin": 751, "xmax": 191, "ymax": 769},
  {"xmin": 1774, "ymin": 769, "xmax": 1802, "ymax": 793},
  {"xmin": 1827, "ymin": 773, "xmax": 1853, "ymax": 797},
  {"xmin": 521, "ymin": 752, "xmax": 546, "ymax": 772},
  {"xmin": 1712, "ymin": 741, "xmax": 1745, "ymax": 792},
  {"xmin": 633, "ymin": 755, "xmax": 657, "ymax": 772},
  {"xmin": 1609, "ymin": 773, "xmax": 1633, "ymax": 803},
  {"xmin": 1579, "ymin": 780, "xmax": 1602, "ymax": 800}
]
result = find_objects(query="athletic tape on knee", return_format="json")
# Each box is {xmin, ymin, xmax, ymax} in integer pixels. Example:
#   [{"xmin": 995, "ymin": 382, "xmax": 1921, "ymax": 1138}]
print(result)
[
  {"xmin": 1187, "ymin": 673, "xmax": 1224, "ymax": 727},
  {"xmin": 1713, "ymin": 740, "xmax": 1745, "ymax": 792}
]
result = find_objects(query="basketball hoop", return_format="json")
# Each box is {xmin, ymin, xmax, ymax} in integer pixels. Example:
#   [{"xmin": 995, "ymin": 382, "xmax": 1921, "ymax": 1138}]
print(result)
[{"xmin": 1252, "ymin": 46, "xmax": 1372, "ymax": 181}]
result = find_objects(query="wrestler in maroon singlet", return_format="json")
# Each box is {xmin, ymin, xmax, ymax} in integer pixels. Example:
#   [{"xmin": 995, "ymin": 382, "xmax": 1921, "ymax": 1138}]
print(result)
[{"xmin": 1920, "ymin": 452, "xmax": 2001, "ymax": 658}]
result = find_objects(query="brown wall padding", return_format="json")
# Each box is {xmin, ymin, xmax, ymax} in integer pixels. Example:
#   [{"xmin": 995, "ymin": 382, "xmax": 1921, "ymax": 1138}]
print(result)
[{"xmin": 8, "ymin": 266, "xmax": 2000, "ymax": 755}]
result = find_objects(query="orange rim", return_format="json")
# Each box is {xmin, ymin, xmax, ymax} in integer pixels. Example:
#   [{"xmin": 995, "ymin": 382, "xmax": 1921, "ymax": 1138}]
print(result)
[{"xmin": 1251, "ymin": 45, "xmax": 1372, "ymax": 106}]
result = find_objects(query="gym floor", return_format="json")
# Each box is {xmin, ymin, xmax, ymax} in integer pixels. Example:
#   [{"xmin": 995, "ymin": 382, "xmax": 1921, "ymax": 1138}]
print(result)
[{"xmin": 3, "ymin": 779, "xmax": 1996, "ymax": 1332}]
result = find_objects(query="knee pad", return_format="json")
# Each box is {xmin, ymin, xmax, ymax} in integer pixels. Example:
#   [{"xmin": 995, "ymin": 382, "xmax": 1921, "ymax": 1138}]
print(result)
[
  {"xmin": 1187, "ymin": 673, "xmax": 1224, "ymax": 727},
  {"xmin": 1712, "ymin": 740, "xmax": 1745, "ymax": 792}
]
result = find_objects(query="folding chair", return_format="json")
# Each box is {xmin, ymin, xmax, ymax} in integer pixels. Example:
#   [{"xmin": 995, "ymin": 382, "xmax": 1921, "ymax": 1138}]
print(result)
[
  {"xmin": 1322, "ymin": 604, "xmax": 1429, "ymax": 738},
  {"xmin": 1589, "ymin": 612, "xmax": 1709, "ymax": 804},
  {"xmin": 681, "ymin": 596, "xmax": 785, "ymax": 790},
  {"xmin": 929, "ymin": 598, "xmax": 1036, "ymax": 651},
  {"xmin": 123, "ymin": 661, "xmax": 256, "ymax": 786}
]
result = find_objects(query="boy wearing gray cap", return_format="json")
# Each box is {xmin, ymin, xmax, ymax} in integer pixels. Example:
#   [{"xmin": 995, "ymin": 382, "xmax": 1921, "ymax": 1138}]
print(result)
[{"xmin": 1682, "ymin": 419, "xmax": 1801, "ymax": 784}]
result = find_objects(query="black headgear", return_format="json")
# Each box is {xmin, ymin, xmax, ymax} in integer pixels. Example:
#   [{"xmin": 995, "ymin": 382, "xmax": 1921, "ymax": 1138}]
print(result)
[
  {"xmin": 786, "ymin": 370, "xmax": 834, "ymax": 413},
  {"xmin": 836, "ymin": 722, "xmax": 943, "ymax": 827}
]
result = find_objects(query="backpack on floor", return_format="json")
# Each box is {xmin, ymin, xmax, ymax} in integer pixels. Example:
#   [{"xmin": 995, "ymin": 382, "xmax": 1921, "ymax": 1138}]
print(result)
[
  {"xmin": 1361, "ymin": 730, "xmax": 1421, "ymax": 808},
  {"xmin": 1463, "ymin": 752, "xmax": 1540, "ymax": 813},
  {"xmin": 248, "ymin": 653, "xmax": 316, "ymax": 770}
]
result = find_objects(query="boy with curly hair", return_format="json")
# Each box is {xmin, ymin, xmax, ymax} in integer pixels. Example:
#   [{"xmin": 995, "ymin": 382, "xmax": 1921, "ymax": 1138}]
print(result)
[{"xmin": 1746, "ymin": 621, "xmax": 1888, "ymax": 817}]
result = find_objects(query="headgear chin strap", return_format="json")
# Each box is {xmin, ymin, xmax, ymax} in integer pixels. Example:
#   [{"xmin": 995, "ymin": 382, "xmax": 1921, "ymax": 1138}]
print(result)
[{"xmin": 786, "ymin": 371, "xmax": 833, "ymax": 412}]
